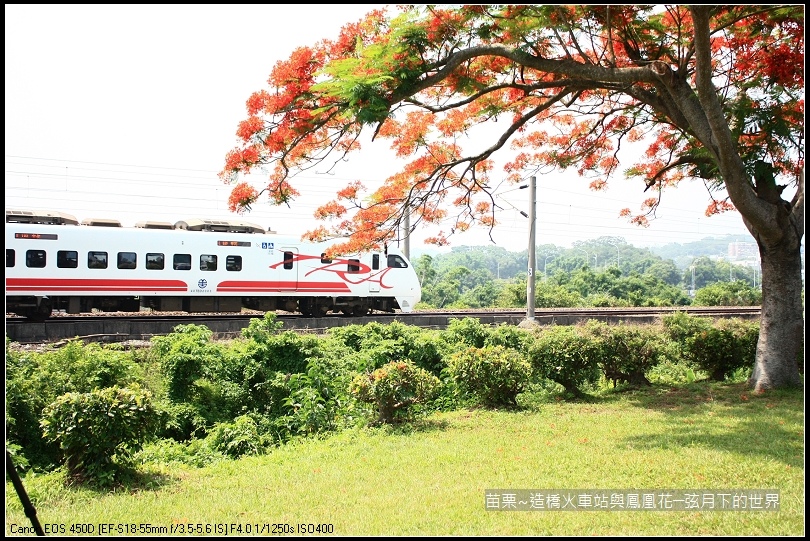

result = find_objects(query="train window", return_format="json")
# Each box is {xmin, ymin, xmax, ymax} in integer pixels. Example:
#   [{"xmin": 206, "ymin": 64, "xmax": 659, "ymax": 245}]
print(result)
[
  {"xmin": 173, "ymin": 254, "xmax": 192, "ymax": 270},
  {"xmin": 226, "ymin": 255, "xmax": 242, "ymax": 271},
  {"xmin": 26, "ymin": 250, "xmax": 47, "ymax": 268},
  {"xmin": 117, "ymin": 252, "xmax": 137, "ymax": 270},
  {"xmin": 321, "ymin": 253, "xmax": 332, "ymax": 264},
  {"xmin": 146, "ymin": 253, "xmax": 165, "ymax": 270},
  {"xmin": 347, "ymin": 258, "xmax": 361, "ymax": 273},
  {"xmin": 200, "ymin": 254, "xmax": 217, "ymax": 271},
  {"xmin": 372, "ymin": 254, "xmax": 380, "ymax": 270},
  {"xmin": 283, "ymin": 251, "xmax": 294, "ymax": 270},
  {"xmin": 57, "ymin": 250, "xmax": 79, "ymax": 269},
  {"xmin": 387, "ymin": 254, "xmax": 408, "ymax": 268},
  {"xmin": 7, "ymin": 249, "xmax": 15, "ymax": 268},
  {"xmin": 88, "ymin": 251, "xmax": 108, "ymax": 269}
]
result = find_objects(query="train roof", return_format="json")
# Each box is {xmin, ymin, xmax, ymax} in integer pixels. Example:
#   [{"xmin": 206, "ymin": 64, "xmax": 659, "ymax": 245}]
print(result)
[
  {"xmin": 6, "ymin": 209, "xmax": 410, "ymax": 253},
  {"xmin": 6, "ymin": 209, "xmax": 79, "ymax": 225},
  {"xmin": 173, "ymin": 218, "xmax": 266, "ymax": 234},
  {"xmin": 134, "ymin": 221, "xmax": 175, "ymax": 230},
  {"xmin": 6, "ymin": 210, "xmax": 267, "ymax": 234},
  {"xmin": 4, "ymin": 210, "xmax": 409, "ymax": 256},
  {"xmin": 81, "ymin": 218, "xmax": 123, "ymax": 227}
]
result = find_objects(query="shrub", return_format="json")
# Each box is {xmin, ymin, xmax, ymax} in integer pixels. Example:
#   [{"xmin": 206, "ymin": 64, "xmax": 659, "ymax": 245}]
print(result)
[
  {"xmin": 661, "ymin": 311, "xmax": 713, "ymax": 342},
  {"xmin": 583, "ymin": 321, "xmax": 669, "ymax": 386},
  {"xmin": 662, "ymin": 313, "xmax": 759, "ymax": 381},
  {"xmin": 277, "ymin": 355, "xmax": 357, "ymax": 437},
  {"xmin": 154, "ymin": 325, "xmax": 278, "ymax": 428},
  {"xmin": 6, "ymin": 340, "xmax": 142, "ymax": 472},
  {"xmin": 326, "ymin": 323, "xmax": 375, "ymax": 350},
  {"xmin": 534, "ymin": 282, "xmax": 584, "ymax": 308},
  {"xmin": 350, "ymin": 361, "xmax": 440, "ymax": 424},
  {"xmin": 154, "ymin": 402, "xmax": 209, "ymax": 441},
  {"xmin": 40, "ymin": 384, "xmax": 156, "ymax": 486},
  {"xmin": 527, "ymin": 325, "xmax": 601, "ymax": 397},
  {"xmin": 661, "ymin": 311, "xmax": 712, "ymax": 368},
  {"xmin": 688, "ymin": 318, "xmax": 759, "ymax": 381},
  {"xmin": 405, "ymin": 330, "xmax": 448, "ymax": 375},
  {"xmin": 444, "ymin": 319, "xmax": 534, "ymax": 357},
  {"xmin": 135, "ymin": 438, "xmax": 226, "ymax": 469},
  {"xmin": 328, "ymin": 321, "xmax": 446, "ymax": 375},
  {"xmin": 240, "ymin": 312, "xmax": 284, "ymax": 342},
  {"xmin": 328, "ymin": 320, "xmax": 417, "ymax": 350},
  {"xmin": 445, "ymin": 318, "xmax": 490, "ymax": 349},
  {"xmin": 648, "ymin": 362, "xmax": 700, "ymax": 385},
  {"xmin": 204, "ymin": 415, "xmax": 271, "ymax": 458},
  {"xmin": 447, "ymin": 345, "xmax": 532, "ymax": 407},
  {"xmin": 253, "ymin": 331, "xmax": 324, "ymax": 374},
  {"xmin": 152, "ymin": 324, "xmax": 216, "ymax": 402},
  {"xmin": 484, "ymin": 324, "xmax": 534, "ymax": 353},
  {"xmin": 693, "ymin": 280, "xmax": 762, "ymax": 306},
  {"xmin": 348, "ymin": 338, "xmax": 409, "ymax": 372}
]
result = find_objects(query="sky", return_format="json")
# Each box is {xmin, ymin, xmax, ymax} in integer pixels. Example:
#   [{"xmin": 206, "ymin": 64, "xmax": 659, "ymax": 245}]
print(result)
[{"xmin": 5, "ymin": 4, "xmax": 762, "ymax": 255}]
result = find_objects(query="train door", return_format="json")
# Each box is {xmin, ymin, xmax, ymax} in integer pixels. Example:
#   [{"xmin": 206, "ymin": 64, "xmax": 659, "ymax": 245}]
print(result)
[
  {"xmin": 279, "ymin": 247, "xmax": 298, "ymax": 291},
  {"xmin": 369, "ymin": 252, "xmax": 381, "ymax": 293}
]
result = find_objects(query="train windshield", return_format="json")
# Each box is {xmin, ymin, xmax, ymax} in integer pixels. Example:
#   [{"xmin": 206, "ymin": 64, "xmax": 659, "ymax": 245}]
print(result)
[{"xmin": 387, "ymin": 254, "xmax": 408, "ymax": 268}]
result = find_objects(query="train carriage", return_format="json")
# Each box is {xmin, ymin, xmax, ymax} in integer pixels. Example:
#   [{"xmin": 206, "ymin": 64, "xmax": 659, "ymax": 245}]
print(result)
[{"xmin": 5, "ymin": 210, "xmax": 421, "ymax": 320}]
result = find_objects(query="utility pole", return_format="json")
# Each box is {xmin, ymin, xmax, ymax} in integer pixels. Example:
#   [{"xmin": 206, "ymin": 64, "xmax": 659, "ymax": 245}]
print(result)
[
  {"xmin": 527, "ymin": 176, "xmax": 536, "ymax": 321},
  {"xmin": 608, "ymin": 242, "xmax": 620, "ymax": 269},
  {"xmin": 403, "ymin": 206, "xmax": 410, "ymax": 260},
  {"xmin": 544, "ymin": 255, "xmax": 555, "ymax": 280},
  {"xmin": 690, "ymin": 266, "xmax": 696, "ymax": 297}
]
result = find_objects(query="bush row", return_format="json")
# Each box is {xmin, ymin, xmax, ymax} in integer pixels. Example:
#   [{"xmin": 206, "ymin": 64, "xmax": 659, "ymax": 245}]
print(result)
[{"xmin": 5, "ymin": 312, "xmax": 760, "ymax": 486}]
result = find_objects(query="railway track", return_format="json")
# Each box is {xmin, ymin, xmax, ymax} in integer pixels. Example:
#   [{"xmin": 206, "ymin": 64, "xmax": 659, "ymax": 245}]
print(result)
[{"xmin": 5, "ymin": 306, "xmax": 761, "ymax": 345}]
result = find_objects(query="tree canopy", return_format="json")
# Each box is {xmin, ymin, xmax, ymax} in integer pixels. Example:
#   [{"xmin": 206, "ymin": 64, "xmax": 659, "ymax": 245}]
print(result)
[
  {"xmin": 220, "ymin": 5, "xmax": 803, "ymax": 254},
  {"xmin": 220, "ymin": 5, "xmax": 803, "ymax": 391}
]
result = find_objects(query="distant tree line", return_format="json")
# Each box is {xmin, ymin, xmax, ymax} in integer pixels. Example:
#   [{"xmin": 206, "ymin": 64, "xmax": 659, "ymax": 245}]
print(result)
[{"xmin": 413, "ymin": 236, "xmax": 764, "ymax": 309}]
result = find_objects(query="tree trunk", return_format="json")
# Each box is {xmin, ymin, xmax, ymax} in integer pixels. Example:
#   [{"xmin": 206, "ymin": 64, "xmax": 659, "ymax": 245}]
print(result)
[
  {"xmin": 688, "ymin": 7, "xmax": 804, "ymax": 391},
  {"xmin": 748, "ymin": 238, "xmax": 804, "ymax": 392}
]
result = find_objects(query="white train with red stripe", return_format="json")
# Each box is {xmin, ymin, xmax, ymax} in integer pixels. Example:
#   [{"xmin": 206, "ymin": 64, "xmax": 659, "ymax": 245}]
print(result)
[{"xmin": 5, "ymin": 209, "xmax": 421, "ymax": 321}]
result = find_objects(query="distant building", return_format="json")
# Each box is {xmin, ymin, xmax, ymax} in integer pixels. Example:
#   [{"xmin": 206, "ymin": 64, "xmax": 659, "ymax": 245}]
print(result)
[{"xmin": 728, "ymin": 241, "xmax": 759, "ymax": 262}]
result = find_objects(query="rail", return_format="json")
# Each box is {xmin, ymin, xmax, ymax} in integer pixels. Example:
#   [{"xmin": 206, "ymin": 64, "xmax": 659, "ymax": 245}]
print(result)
[{"xmin": 5, "ymin": 306, "xmax": 761, "ymax": 345}]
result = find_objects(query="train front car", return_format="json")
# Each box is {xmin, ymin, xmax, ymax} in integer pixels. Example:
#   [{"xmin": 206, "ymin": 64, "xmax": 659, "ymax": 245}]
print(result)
[
  {"xmin": 312, "ymin": 245, "xmax": 421, "ymax": 316},
  {"xmin": 381, "ymin": 247, "xmax": 421, "ymax": 313},
  {"xmin": 240, "ymin": 243, "xmax": 422, "ymax": 317}
]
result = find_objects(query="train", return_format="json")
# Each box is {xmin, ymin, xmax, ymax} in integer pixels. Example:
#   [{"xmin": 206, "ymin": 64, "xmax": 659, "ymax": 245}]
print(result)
[{"xmin": 5, "ymin": 209, "xmax": 422, "ymax": 321}]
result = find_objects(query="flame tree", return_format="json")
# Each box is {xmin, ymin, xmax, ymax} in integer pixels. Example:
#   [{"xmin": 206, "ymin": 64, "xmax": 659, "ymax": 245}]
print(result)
[{"xmin": 220, "ymin": 5, "xmax": 803, "ymax": 391}]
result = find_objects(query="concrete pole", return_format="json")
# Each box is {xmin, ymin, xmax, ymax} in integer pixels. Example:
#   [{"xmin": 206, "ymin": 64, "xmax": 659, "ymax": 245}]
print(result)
[
  {"xmin": 544, "ymin": 255, "xmax": 555, "ymax": 280},
  {"xmin": 527, "ymin": 176, "xmax": 536, "ymax": 321},
  {"xmin": 691, "ymin": 266, "xmax": 696, "ymax": 296},
  {"xmin": 403, "ymin": 207, "xmax": 410, "ymax": 260}
]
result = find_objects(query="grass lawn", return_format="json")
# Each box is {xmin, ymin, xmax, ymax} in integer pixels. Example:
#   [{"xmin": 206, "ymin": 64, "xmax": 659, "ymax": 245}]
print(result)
[{"xmin": 5, "ymin": 381, "xmax": 804, "ymax": 536}]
